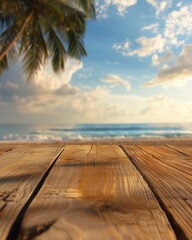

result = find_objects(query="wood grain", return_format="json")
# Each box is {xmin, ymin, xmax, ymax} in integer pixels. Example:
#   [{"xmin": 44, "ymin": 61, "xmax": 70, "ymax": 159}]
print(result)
[
  {"xmin": 0, "ymin": 145, "xmax": 64, "ymax": 240},
  {"xmin": 167, "ymin": 145, "xmax": 192, "ymax": 157},
  {"xmin": 19, "ymin": 145, "xmax": 175, "ymax": 240},
  {"xmin": 0, "ymin": 146, "xmax": 13, "ymax": 157},
  {"xmin": 122, "ymin": 145, "xmax": 192, "ymax": 240}
]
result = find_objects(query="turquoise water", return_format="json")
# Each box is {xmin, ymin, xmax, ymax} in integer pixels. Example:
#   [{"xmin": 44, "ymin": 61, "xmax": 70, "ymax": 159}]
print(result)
[{"xmin": 0, "ymin": 123, "xmax": 192, "ymax": 141}]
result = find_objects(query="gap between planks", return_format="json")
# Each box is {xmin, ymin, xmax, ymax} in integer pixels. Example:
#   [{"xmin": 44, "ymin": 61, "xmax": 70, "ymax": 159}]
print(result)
[
  {"xmin": 121, "ymin": 145, "xmax": 192, "ymax": 240},
  {"xmin": 0, "ymin": 145, "xmax": 65, "ymax": 240}
]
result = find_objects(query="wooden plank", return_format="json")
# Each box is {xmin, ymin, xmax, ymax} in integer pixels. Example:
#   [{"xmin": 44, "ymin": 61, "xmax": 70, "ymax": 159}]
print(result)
[
  {"xmin": 0, "ymin": 147, "xmax": 13, "ymax": 157},
  {"xmin": 122, "ymin": 145, "xmax": 192, "ymax": 240},
  {"xmin": 19, "ymin": 145, "xmax": 175, "ymax": 240},
  {"xmin": 134, "ymin": 145, "xmax": 192, "ymax": 177},
  {"xmin": 167, "ymin": 145, "xmax": 192, "ymax": 157},
  {"xmin": 0, "ymin": 145, "xmax": 64, "ymax": 240}
]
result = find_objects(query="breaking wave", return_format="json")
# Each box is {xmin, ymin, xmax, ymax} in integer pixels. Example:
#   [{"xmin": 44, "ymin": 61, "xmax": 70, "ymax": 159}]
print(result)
[{"xmin": 0, "ymin": 123, "xmax": 192, "ymax": 142}]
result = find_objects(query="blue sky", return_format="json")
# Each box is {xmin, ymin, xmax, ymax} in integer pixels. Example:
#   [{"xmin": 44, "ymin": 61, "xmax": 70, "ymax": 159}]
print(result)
[{"xmin": 1, "ymin": 0, "xmax": 192, "ymax": 124}]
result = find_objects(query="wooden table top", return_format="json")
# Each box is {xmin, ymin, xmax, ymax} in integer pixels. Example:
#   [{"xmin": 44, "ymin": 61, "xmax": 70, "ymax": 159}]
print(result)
[{"xmin": 0, "ymin": 142, "xmax": 191, "ymax": 240}]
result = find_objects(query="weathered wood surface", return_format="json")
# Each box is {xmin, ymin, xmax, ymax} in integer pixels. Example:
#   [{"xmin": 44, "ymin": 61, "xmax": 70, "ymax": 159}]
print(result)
[
  {"xmin": 122, "ymin": 145, "xmax": 192, "ymax": 240},
  {"xmin": 0, "ymin": 147, "xmax": 13, "ymax": 157},
  {"xmin": 19, "ymin": 145, "xmax": 175, "ymax": 240},
  {"xmin": 0, "ymin": 146, "xmax": 64, "ymax": 240},
  {"xmin": 168, "ymin": 145, "xmax": 192, "ymax": 157}
]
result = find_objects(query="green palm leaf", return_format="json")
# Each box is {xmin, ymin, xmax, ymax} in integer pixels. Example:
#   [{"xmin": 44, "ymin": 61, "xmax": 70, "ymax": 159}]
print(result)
[
  {"xmin": 46, "ymin": 25, "xmax": 67, "ymax": 72},
  {"xmin": 0, "ymin": 23, "xmax": 19, "ymax": 62},
  {"xmin": 67, "ymin": 30, "xmax": 87, "ymax": 58},
  {"xmin": 22, "ymin": 20, "xmax": 48, "ymax": 78},
  {"xmin": 0, "ymin": 0, "xmax": 96, "ymax": 78}
]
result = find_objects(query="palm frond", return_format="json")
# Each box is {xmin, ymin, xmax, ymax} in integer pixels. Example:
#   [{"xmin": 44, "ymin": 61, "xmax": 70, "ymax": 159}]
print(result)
[
  {"xmin": 54, "ymin": 0, "xmax": 95, "ymax": 18},
  {"xmin": 0, "ymin": 0, "xmax": 24, "ymax": 16},
  {"xmin": 42, "ymin": 1, "xmax": 79, "ymax": 20},
  {"xmin": 65, "ymin": 11, "xmax": 86, "ymax": 34},
  {"xmin": 0, "ymin": 23, "xmax": 19, "ymax": 62},
  {"xmin": 67, "ymin": 30, "xmax": 87, "ymax": 58},
  {"xmin": 46, "ymin": 25, "xmax": 67, "ymax": 72},
  {"xmin": 0, "ymin": 0, "xmax": 95, "ymax": 77},
  {"xmin": 73, "ymin": 0, "xmax": 96, "ymax": 18},
  {"xmin": 22, "ymin": 19, "xmax": 48, "ymax": 78},
  {"xmin": 0, "ymin": 0, "xmax": 24, "ymax": 33}
]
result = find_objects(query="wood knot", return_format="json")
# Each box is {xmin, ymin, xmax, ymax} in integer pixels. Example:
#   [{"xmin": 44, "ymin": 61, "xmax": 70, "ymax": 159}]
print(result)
[{"xmin": 99, "ymin": 203, "xmax": 112, "ymax": 212}]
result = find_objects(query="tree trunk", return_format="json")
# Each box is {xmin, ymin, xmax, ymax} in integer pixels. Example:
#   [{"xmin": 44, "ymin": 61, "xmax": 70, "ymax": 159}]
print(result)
[{"xmin": 0, "ymin": 12, "xmax": 33, "ymax": 62}]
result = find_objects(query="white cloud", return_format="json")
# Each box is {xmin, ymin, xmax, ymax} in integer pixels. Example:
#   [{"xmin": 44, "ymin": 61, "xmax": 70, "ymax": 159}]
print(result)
[
  {"xmin": 102, "ymin": 74, "xmax": 131, "ymax": 90},
  {"xmin": 144, "ymin": 45, "xmax": 192, "ymax": 88},
  {"xmin": 141, "ymin": 23, "xmax": 159, "ymax": 33},
  {"xmin": 0, "ymin": 58, "xmax": 83, "ymax": 114},
  {"xmin": 32, "ymin": 58, "xmax": 83, "ymax": 91},
  {"xmin": 54, "ymin": 84, "xmax": 79, "ymax": 95},
  {"xmin": 152, "ymin": 54, "xmax": 160, "ymax": 66},
  {"xmin": 110, "ymin": 0, "xmax": 137, "ymax": 15},
  {"xmin": 2, "ymin": 69, "xmax": 192, "ymax": 123},
  {"xmin": 146, "ymin": 0, "xmax": 172, "ymax": 15},
  {"xmin": 114, "ymin": 3, "xmax": 192, "ymax": 61},
  {"xmin": 148, "ymin": 95, "xmax": 172, "ymax": 103},
  {"xmin": 146, "ymin": 0, "xmax": 157, "ymax": 8},
  {"xmin": 78, "ymin": 67, "xmax": 93, "ymax": 79},
  {"xmin": 112, "ymin": 40, "xmax": 131, "ymax": 55},
  {"xmin": 96, "ymin": 0, "xmax": 137, "ymax": 18},
  {"xmin": 138, "ymin": 94, "xmax": 192, "ymax": 122},
  {"xmin": 113, "ymin": 34, "xmax": 167, "ymax": 58},
  {"xmin": 127, "ymin": 34, "xmax": 166, "ymax": 57},
  {"xmin": 82, "ymin": 86, "xmax": 110, "ymax": 102},
  {"xmin": 164, "ymin": 5, "xmax": 192, "ymax": 46},
  {"xmin": 177, "ymin": 2, "xmax": 182, "ymax": 8},
  {"xmin": 151, "ymin": 51, "xmax": 174, "ymax": 66}
]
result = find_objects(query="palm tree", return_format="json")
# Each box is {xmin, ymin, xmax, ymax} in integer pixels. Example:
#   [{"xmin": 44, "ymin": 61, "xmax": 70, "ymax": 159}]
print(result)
[{"xmin": 0, "ymin": 0, "xmax": 95, "ymax": 78}]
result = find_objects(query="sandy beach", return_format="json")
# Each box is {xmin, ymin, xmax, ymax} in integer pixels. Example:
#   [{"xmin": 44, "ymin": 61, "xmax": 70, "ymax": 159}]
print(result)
[{"xmin": 1, "ymin": 137, "xmax": 192, "ymax": 145}]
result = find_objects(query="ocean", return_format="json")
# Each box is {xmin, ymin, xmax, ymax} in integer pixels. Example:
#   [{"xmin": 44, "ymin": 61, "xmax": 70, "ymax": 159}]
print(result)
[{"xmin": 0, "ymin": 123, "xmax": 192, "ymax": 142}]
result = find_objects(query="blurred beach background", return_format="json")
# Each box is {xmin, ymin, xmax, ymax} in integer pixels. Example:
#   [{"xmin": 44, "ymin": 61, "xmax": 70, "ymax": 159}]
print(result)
[
  {"xmin": 1, "ymin": 123, "xmax": 192, "ymax": 142},
  {"xmin": 1, "ymin": 1, "xmax": 192, "ymax": 141}
]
